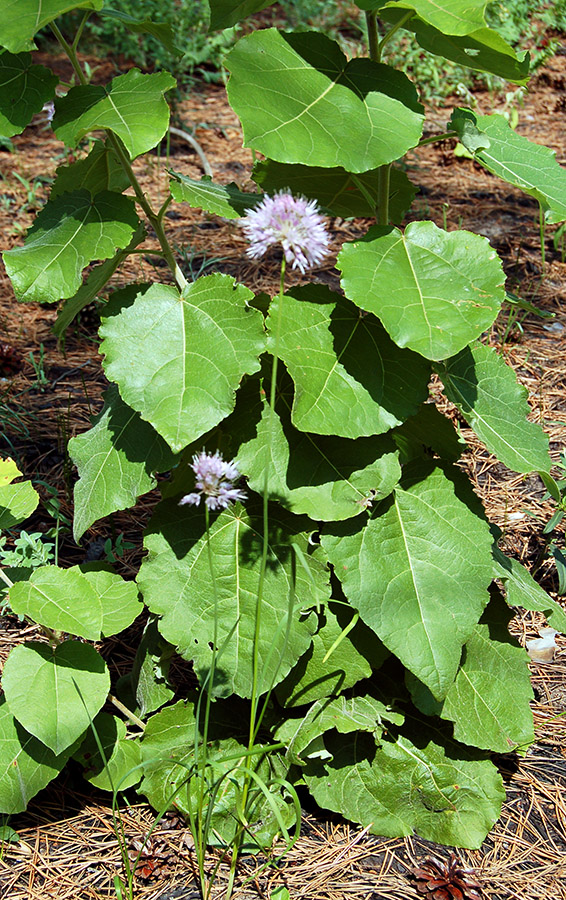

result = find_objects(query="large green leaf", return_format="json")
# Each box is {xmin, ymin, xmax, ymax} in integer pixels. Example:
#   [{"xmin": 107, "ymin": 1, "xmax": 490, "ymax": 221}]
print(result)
[
  {"xmin": 140, "ymin": 700, "xmax": 293, "ymax": 850},
  {"xmin": 0, "ymin": 459, "xmax": 39, "ymax": 529},
  {"xmin": 452, "ymin": 111, "xmax": 566, "ymax": 224},
  {"xmin": 276, "ymin": 603, "xmax": 389, "ymax": 708},
  {"xmin": 321, "ymin": 461, "xmax": 493, "ymax": 699},
  {"xmin": 208, "ymin": 0, "xmax": 275, "ymax": 30},
  {"xmin": 169, "ymin": 172, "xmax": 262, "ymax": 218},
  {"xmin": 51, "ymin": 140, "xmax": 130, "ymax": 200},
  {"xmin": 360, "ymin": 0, "xmax": 486, "ymax": 35},
  {"xmin": 3, "ymin": 189, "xmax": 139, "ymax": 304},
  {"xmin": 252, "ymin": 160, "xmax": 417, "ymax": 222},
  {"xmin": 225, "ymin": 30, "xmax": 424, "ymax": 173},
  {"xmin": 237, "ymin": 401, "xmax": 401, "ymax": 521},
  {"xmin": 99, "ymin": 276, "xmax": 266, "ymax": 453},
  {"xmin": 79, "ymin": 565, "xmax": 142, "ymax": 637},
  {"xmin": 69, "ymin": 385, "xmax": 178, "ymax": 542},
  {"xmin": 2, "ymin": 641, "xmax": 110, "ymax": 754},
  {"xmin": 53, "ymin": 69, "xmax": 176, "ymax": 159},
  {"xmin": 0, "ymin": 51, "xmax": 58, "ymax": 137},
  {"xmin": 0, "ymin": 698, "xmax": 71, "ymax": 815},
  {"xmin": 393, "ymin": 403, "xmax": 466, "ymax": 464},
  {"xmin": 268, "ymin": 286, "xmax": 430, "ymax": 437},
  {"xmin": 304, "ymin": 721, "xmax": 504, "ymax": 849},
  {"xmin": 0, "ymin": 1, "xmax": 103, "ymax": 53},
  {"xmin": 8, "ymin": 566, "xmax": 104, "ymax": 639},
  {"xmin": 138, "ymin": 499, "xmax": 326, "ymax": 698},
  {"xmin": 73, "ymin": 713, "xmax": 141, "ymax": 791},
  {"xmin": 338, "ymin": 221, "xmax": 505, "ymax": 361},
  {"xmin": 124, "ymin": 618, "xmax": 175, "ymax": 718},
  {"xmin": 408, "ymin": 590, "xmax": 534, "ymax": 752},
  {"xmin": 437, "ymin": 342, "xmax": 551, "ymax": 474},
  {"xmin": 493, "ymin": 546, "xmax": 566, "ymax": 632}
]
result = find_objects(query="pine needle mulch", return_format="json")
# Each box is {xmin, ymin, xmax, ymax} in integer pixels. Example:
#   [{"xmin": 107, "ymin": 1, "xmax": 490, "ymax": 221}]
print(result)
[{"xmin": 1, "ymin": 42, "xmax": 566, "ymax": 900}]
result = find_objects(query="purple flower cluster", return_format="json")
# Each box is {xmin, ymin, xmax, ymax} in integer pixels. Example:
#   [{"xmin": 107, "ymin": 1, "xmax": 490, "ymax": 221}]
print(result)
[
  {"xmin": 241, "ymin": 191, "xmax": 330, "ymax": 273},
  {"xmin": 179, "ymin": 450, "xmax": 246, "ymax": 511}
]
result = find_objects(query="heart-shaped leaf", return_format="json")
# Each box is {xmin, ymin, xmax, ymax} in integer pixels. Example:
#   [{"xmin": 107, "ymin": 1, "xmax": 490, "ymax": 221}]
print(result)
[
  {"xmin": 73, "ymin": 713, "xmax": 141, "ymax": 791},
  {"xmin": 268, "ymin": 286, "xmax": 430, "ymax": 437},
  {"xmin": 100, "ymin": 276, "xmax": 266, "ymax": 452},
  {"xmin": 79, "ymin": 565, "xmax": 142, "ymax": 637},
  {"xmin": 0, "ymin": 461, "xmax": 39, "ymax": 530},
  {"xmin": 53, "ymin": 69, "xmax": 176, "ymax": 159},
  {"xmin": 138, "ymin": 499, "xmax": 326, "ymax": 698},
  {"xmin": 437, "ymin": 342, "xmax": 551, "ymax": 474},
  {"xmin": 0, "ymin": 1, "xmax": 103, "ymax": 53},
  {"xmin": 0, "ymin": 50, "xmax": 58, "ymax": 136},
  {"xmin": 0, "ymin": 698, "xmax": 71, "ymax": 814},
  {"xmin": 226, "ymin": 30, "xmax": 424, "ymax": 172},
  {"xmin": 51, "ymin": 140, "xmax": 130, "ymax": 200},
  {"xmin": 2, "ymin": 641, "xmax": 110, "ymax": 754},
  {"xmin": 69, "ymin": 385, "xmax": 178, "ymax": 541},
  {"xmin": 4, "ymin": 189, "xmax": 139, "ymax": 304},
  {"xmin": 322, "ymin": 461, "xmax": 494, "ymax": 699},
  {"xmin": 338, "ymin": 221, "xmax": 505, "ymax": 360},
  {"xmin": 9, "ymin": 566, "xmax": 103, "ymax": 639}
]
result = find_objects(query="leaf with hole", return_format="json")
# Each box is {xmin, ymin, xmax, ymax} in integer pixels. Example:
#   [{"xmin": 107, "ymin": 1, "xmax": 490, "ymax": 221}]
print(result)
[
  {"xmin": 2, "ymin": 641, "xmax": 110, "ymax": 754},
  {"xmin": 338, "ymin": 221, "xmax": 505, "ymax": 360},
  {"xmin": 225, "ymin": 30, "xmax": 424, "ymax": 172}
]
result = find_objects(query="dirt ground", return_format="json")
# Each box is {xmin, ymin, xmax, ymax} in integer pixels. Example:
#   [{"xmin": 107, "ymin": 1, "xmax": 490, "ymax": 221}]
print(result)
[{"xmin": 1, "ymin": 36, "xmax": 566, "ymax": 900}]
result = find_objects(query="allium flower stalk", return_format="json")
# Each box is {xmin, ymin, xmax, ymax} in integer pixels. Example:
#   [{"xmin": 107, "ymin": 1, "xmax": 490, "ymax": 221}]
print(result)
[
  {"xmin": 179, "ymin": 450, "xmax": 246, "ymax": 511},
  {"xmin": 240, "ymin": 191, "xmax": 330, "ymax": 273}
]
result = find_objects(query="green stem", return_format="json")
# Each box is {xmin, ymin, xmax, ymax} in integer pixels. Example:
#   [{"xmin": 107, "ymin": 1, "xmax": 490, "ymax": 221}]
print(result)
[
  {"xmin": 417, "ymin": 130, "xmax": 457, "ymax": 148},
  {"xmin": 71, "ymin": 10, "xmax": 91, "ymax": 52},
  {"xmin": 377, "ymin": 10, "xmax": 414, "ymax": 58},
  {"xmin": 365, "ymin": 10, "xmax": 379, "ymax": 61},
  {"xmin": 109, "ymin": 694, "xmax": 146, "ymax": 731},
  {"xmin": 49, "ymin": 22, "xmax": 187, "ymax": 293},
  {"xmin": 377, "ymin": 164, "xmax": 391, "ymax": 226}
]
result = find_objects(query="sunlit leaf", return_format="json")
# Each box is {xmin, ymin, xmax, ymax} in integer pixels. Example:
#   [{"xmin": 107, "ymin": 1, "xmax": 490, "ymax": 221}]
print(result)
[
  {"xmin": 73, "ymin": 713, "xmax": 141, "ymax": 791},
  {"xmin": 9, "ymin": 566, "xmax": 103, "ymax": 640},
  {"xmin": 493, "ymin": 546, "xmax": 566, "ymax": 631},
  {"xmin": 0, "ymin": 461, "xmax": 39, "ymax": 530},
  {"xmin": 359, "ymin": 0, "xmax": 486, "ymax": 35},
  {"xmin": 169, "ymin": 172, "xmax": 261, "ymax": 218},
  {"xmin": 0, "ymin": 1, "xmax": 103, "ymax": 53}
]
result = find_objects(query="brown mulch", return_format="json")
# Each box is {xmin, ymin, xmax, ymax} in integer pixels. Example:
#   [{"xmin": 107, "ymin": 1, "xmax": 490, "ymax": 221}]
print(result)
[{"xmin": 1, "ymin": 35, "xmax": 566, "ymax": 900}]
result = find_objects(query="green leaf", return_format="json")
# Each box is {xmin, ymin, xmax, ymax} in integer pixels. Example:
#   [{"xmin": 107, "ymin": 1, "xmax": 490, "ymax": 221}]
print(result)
[
  {"xmin": 2, "ymin": 641, "xmax": 110, "ymax": 754},
  {"xmin": 0, "ymin": 1, "xmax": 103, "ymax": 53},
  {"xmin": 361, "ymin": 0, "xmax": 487, "ymax": 35},
  {"xmin": 73, "ymin": 713, "xmax": 141, "ymax": 791},
  {"xmin": 169, "ymin": 172, "xmax": 262, "ymax": 218},
  {"xmin": 322, "ymin": 461, "xmax": 494, "ymax": 699},
  {"xmin": 0, "ymin": 698, "xmax": 71, "ymax": 815},
  {"xmin": 225, "ymin": 30, "xmax": 424, "ymax": 173},
  {"xmin": 3, "ymin": 189, "xmax": 139, "ymax": 304},
  {"xmin": 52, "ymin": 224, "xmax": 147, "ymax": 339},
  {"xmin": 140, "ymin": 700, "xmax": 293, "ymax": 851},
  {"xmin": 408, "ymin": 589, "xmax": 534, "ymax": 752},
  {"xmin": 276, "ymin": 602, "xmax": 389, "ymax": 708},
  {"xmin": 380, "ymin": 11, "xmax": 529, "ymax": 83},
  {"xmin": 451, "ymin": 111, "xmax": 566, "ymax": 224},
  {"xmin": 0, "ymin": 460, "xmax": 39, "ymax": 530},
  {"xmin": 69, "ymin": 385, "xmax": 178, "ymax": 542},
  {"xmin": 9, "ymin": 566, "xmax": 103, "ymax": 639},
  {"xmin": 252, "ymin": 160, "xmax": 417, "ymax": 222},
  {"xmin": 79, "ymin": 565, "xmax": 142, "ymax": 638},
  {"xmin": 338, "ymin": 221, "xmax": 505, "ymax": 361},
  {"xmin": 53, "ymin": 69, "xmax": 176, "ymax": 159},
  {"xmin": 127, "ymin": 618, "xmax": 175, "ymax": 718},
  {"xmin": 97, "ymin": 9, "xmax": 182, "ymax": 56},
  {"xmin": 138, "ymin": 499, "xmax": 326, "ymax": 698},
  {"xmin": 50, "ymin": 140, "xmax": 130, "ymax": 200},
  {"xmin": 100, "ymin": 276, "xmax": 266, "ymax": 453},
  {"xmin": 278, "ymin": 693, "xmax": 402, "ymax": 766},
  {"xmin": 237, "ymin": 401, "xmax": 401, "ymax": 522},
  {"xmin": 392, "ymin": 403, "xmax": 466, "ymax": 464},
  {"xmin": 304, "ymin": 722, "xmax": 504, "ymax": 849},
  {"xmin": 437, "ymin": 342, "xmax": 551, "ymax": 474},
  {"xmin": 208, "ymin": 0, "xmax": 275, "ymax": 30},
  {"xmin": 493, "ymin": 546, "xmax": 566, "ymax": 632},
  {"xmin": 269, "ymin": 286, "xmax": 430, "ymax": 437},
  {"xmin": 0, "ymin": 51, "xmax": 58, "ymax": 137}
]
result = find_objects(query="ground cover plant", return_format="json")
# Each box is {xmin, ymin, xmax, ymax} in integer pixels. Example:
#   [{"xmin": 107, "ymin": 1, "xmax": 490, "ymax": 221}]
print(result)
[{"xmin": 1, "ymin": 1, "xmax": 566, "ymax": 898}]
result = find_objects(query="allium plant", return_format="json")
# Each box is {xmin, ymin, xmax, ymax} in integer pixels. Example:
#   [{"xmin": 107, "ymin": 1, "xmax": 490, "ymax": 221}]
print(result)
[{"xmin": 1, "ymin": 3, "xmax": 566, "ymax": 900}]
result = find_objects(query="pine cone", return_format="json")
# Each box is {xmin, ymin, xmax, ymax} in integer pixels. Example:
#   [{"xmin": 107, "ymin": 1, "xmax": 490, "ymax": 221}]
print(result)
[{"xmin": 409, "ymin": 854, "xmax": 484, "ymax": 900}]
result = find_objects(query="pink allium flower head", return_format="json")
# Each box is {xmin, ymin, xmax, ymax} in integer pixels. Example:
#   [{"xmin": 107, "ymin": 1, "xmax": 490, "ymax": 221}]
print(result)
[
  {"xmin": 179, "ymin": 450, "xmax": 246, "ymax": 511},
  {"xmin": 240, "ymin": 191, "xmax": 330, "ymax": 273}
]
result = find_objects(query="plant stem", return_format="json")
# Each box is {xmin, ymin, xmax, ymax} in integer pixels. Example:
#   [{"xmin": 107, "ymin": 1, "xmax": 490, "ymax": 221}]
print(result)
[
  {"xmin": 109, "ymin": 694, "xmax": 146, "ymax": 731},
  {"xmin": 377, "ymin": 10, "xmax": 414, "ymax": 58},
  {"xmin": 377, "ymin": 164, "xmax": 391, "ymax": 226},
  {"xmin": 365, "ymin": 10, "xmax": 379, "ymax": 61},
  {"xmin": 49, "ymin": 22, "xmax": 187, "ymax": 293},
  {"xmin": 417, "ymin": 131, "xmax": 457, "ymax": 147},
  {"xmin": 539, "ymin": 205, "xmax": 546, "ymax": 276}
]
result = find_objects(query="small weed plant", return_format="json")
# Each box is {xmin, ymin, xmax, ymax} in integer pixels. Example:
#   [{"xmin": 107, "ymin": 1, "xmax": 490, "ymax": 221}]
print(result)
[{"xmin": 1, "ymin": 2, "xmax": 566, "ymax": 898}]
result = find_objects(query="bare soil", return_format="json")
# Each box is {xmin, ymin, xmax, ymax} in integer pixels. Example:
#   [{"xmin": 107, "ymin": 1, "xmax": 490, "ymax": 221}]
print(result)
[{"xmin": 1, "ymin": 38, "xmax": 566, "ymax": 900}]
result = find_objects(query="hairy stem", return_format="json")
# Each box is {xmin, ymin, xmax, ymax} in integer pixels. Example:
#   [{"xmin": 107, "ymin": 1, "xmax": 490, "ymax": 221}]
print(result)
[{"xmin": 109, "ymin": 694, "xmax": 146, "ymax": 731}]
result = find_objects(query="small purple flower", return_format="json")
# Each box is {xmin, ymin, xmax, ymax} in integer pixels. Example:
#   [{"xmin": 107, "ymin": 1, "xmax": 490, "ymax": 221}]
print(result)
[
  {"xmin": 240, "ymin": 191, "xmax": 330, "ymax": 273},
  {"xmin": 179, "ymin": 450, "xmax": 246, "ymax": 511}
]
